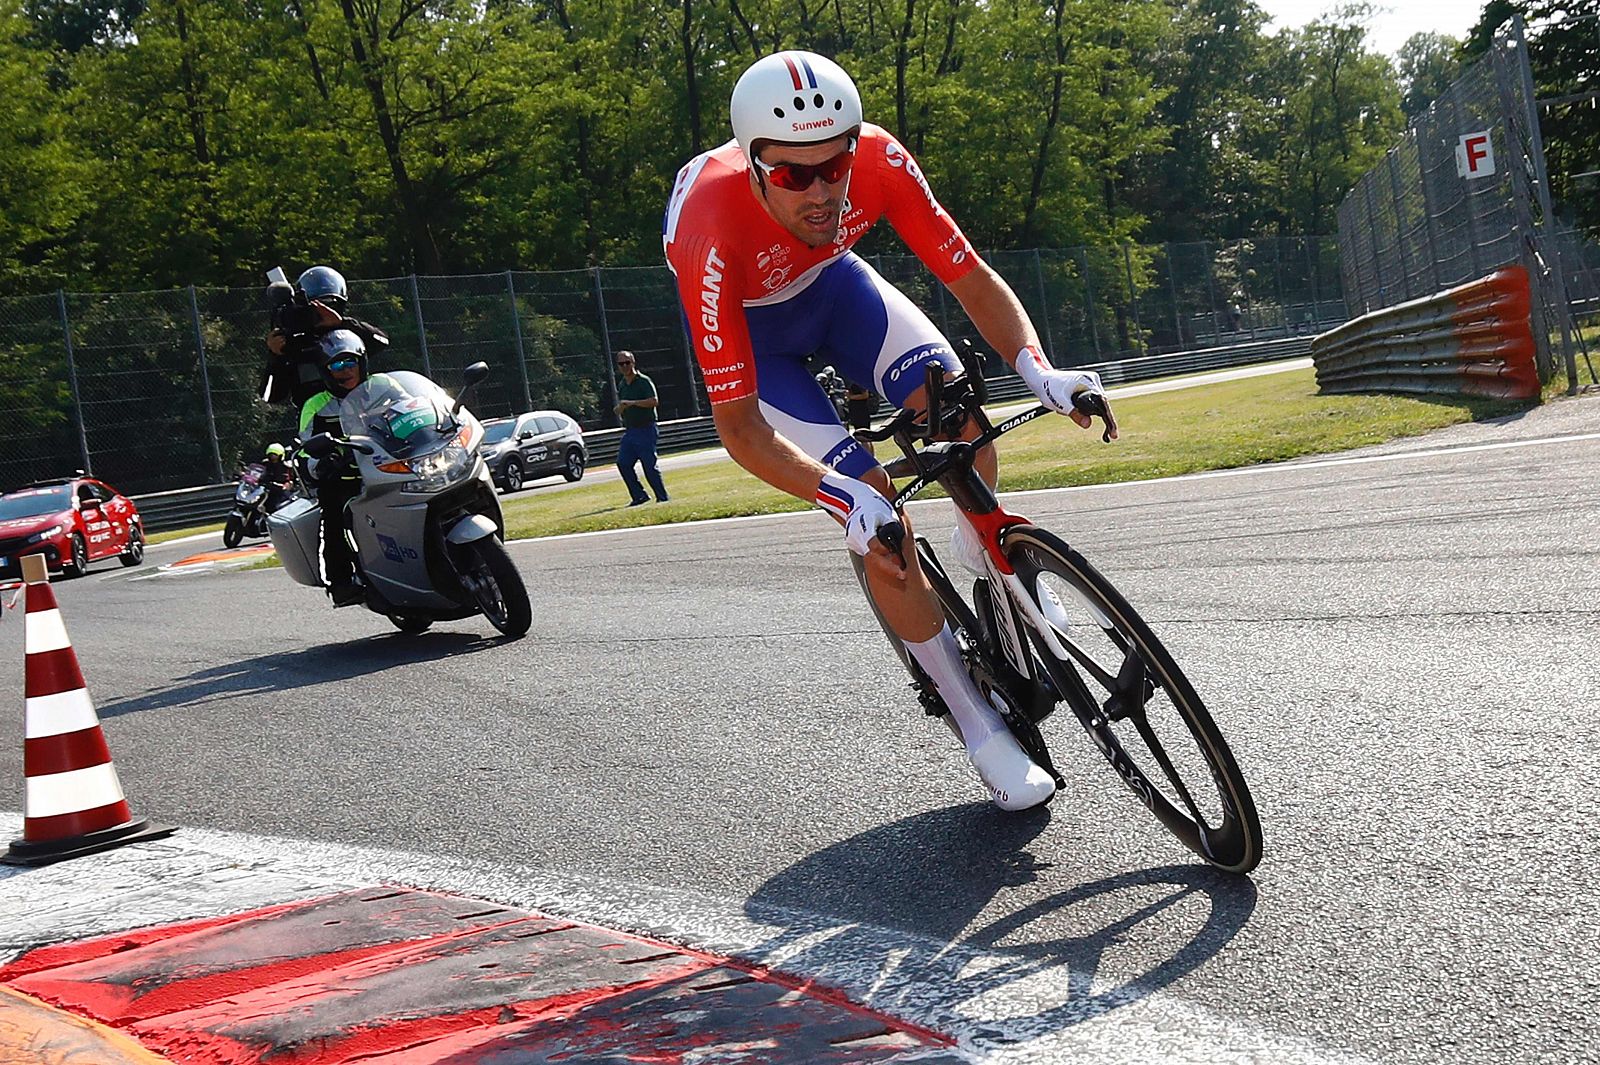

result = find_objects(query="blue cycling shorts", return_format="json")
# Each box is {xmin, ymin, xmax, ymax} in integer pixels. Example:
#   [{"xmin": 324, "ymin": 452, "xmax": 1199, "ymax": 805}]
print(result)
[{"xmin": 743, "ymin": 253, "xmax": 959, "ymax": 479}]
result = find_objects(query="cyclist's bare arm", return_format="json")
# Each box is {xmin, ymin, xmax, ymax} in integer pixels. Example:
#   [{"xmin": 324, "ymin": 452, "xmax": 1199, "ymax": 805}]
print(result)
[
  {"xmin": 711, "ymin": 396, "xmax": 907, "ymax": 579},
  {"xmin": 946, "ymin": 264, "xmax": 1098, "ymax": 433}
]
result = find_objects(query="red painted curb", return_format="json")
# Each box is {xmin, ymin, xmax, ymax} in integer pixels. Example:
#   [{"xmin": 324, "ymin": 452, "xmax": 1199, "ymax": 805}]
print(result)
[{"xmin": 2, "ymin": 887, "xmax": 962, "ymax": 1064}]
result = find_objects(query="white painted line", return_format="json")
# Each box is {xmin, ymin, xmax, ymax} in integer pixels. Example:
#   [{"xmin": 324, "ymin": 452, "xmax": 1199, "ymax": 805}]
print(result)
[
  {"xmin": 0, "ymin": 814, "xmax": 1375, "ymax": 1064},
  {"xmin": 151, "ymin": 529, "xmax": 227, "ymax": 549},
  {"xmin": 24, "ymin": 688, "xmax": 99, "ymax": 739},
  {"xmin": 22, "ymin": 763, "xmax": 124, "ymax": 818},
  {"xmin": 23, "ymin": 607, "xmax": 71, "ymax": 654},
  {"xmin": 509, "ymin": 430, "xmax": 1600, "ymax": 549}
]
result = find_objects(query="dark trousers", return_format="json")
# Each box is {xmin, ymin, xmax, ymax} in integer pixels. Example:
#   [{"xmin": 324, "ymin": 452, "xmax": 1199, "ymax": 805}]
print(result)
[
  {"xmin": 318, "ymin": 477, "xmax": 360, "ymax": 585},
  {"xmin": 616, "ymin": 424, "xmax": 668, "ymax": 503}
]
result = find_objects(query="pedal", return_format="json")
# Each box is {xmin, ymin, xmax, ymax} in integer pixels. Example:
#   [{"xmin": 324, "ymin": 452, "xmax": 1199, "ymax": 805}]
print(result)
[{"xmin": 914, "ymin": 679, "xmax": 949, "ymax": 718}]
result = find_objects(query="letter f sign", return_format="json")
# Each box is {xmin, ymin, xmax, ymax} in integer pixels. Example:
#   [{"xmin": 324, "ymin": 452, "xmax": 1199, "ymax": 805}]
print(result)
[{"xmin": 1456, "ymin": 131, "xmax": 1496, "ymax": 179}]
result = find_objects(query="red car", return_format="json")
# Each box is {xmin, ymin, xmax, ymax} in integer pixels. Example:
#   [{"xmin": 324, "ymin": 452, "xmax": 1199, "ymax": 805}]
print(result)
[{"xmin": 0, "ymin": 477, "xmax": 145, "ymax": 579}]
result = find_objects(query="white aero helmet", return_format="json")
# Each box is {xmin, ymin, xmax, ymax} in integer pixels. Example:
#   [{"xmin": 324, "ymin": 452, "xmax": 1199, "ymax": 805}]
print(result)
[{"xmin": 730, "ymin": 51, "xmax": 863, "ymax": 166}]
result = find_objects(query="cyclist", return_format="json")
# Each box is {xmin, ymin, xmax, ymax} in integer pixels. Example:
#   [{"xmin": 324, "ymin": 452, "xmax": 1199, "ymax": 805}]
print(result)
[{"xmin": 664, "ymin": 50, "xmax": 1116, "ymax": 811}]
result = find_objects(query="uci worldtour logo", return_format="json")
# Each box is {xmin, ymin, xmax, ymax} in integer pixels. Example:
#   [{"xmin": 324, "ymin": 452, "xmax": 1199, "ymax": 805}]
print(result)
[
  {"xmin": 886, "ymin": 343, "xmax": 952, "ymax": 384},
  {"xmin": 757, "ymin": 243, "xmax": 794, "ymax": 292}
]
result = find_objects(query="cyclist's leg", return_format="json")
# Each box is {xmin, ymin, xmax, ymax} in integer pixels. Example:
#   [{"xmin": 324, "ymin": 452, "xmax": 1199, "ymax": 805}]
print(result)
[
  {"xmin": 823, "ymin": 256, "xmax": 996, "ymax": 571},
  {"xmin": 812, "ymin": 257, "xmax": 1053, "ymax": 808}
]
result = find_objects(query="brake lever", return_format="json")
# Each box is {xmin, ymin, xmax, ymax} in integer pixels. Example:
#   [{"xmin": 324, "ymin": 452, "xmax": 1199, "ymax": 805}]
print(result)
[
  {"xmin": 924, "ymin": 365, "xmax": 944, "ymax": 439},
  {"xmin": 1071, "ymin": 391, "xmax": 1118, "ymax": 444},
  {"xmin": 876, "ymin": 519, "xmax": 907, "ymax": 569}
]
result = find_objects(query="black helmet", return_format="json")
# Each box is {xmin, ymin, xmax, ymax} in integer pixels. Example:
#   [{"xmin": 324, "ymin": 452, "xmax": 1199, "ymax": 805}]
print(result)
[
  {"xmin": 297, "ymin": 265, "xmax": 348, "ymax": 308},
  {"xmin": 316, "ymin": 329, "xmax": 367, "ymax": 395}
]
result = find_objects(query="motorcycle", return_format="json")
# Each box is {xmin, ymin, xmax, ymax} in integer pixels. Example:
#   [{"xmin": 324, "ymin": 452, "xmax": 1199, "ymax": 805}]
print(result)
[
  {"xmin": 267, "ymin": 362, "xmax": 532, "ymax": 638},
  {"xmin": 223, "ymin": 462, "xmax": 291, "ymax": 548}
]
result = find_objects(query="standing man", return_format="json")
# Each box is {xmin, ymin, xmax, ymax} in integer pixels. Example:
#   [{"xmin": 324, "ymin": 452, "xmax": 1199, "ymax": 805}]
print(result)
[
  {"xmin": 663, "ymin": 50, "xmax": 1114, "ymax": 811},
  {"xmin": 614, "ymin": 350, "xmax": 670, "ymax": 507}
]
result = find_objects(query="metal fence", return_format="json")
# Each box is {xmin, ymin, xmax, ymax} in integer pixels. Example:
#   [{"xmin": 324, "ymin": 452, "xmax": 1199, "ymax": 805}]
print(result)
[
  {"xmin": 0, "ymin": 236, "xmax": 1345, "ymax": 497},
  {"xmin": 1335, "ymin": 16, "xmax": 1589, "ymax": 388}
]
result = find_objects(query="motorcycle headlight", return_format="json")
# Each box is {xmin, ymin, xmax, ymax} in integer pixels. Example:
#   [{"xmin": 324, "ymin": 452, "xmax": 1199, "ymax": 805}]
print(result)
[
  {"xmin": 239, "ymin": 485, "xmax": 266, "ymax": 503},
  {"xmin": 26, "ymin": 524, "xmax": 64, "ymax": 544},
  {"xmin": 401, "ymin": 444, "xmax": 473, "ymax": 493}
]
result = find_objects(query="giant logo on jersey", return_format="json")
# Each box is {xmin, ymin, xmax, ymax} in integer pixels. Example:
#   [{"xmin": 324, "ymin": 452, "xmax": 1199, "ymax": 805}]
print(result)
[
  {"xmin": 884, "ymin": 141, "xmax": 939, "ymax": 213},
  {"xmin": 886, "ymin": 343, "xmax": 953, "ymax": 384},
  {"xmin": 700, "ymin": 247, "xmax": 726, "ymax": 353}
]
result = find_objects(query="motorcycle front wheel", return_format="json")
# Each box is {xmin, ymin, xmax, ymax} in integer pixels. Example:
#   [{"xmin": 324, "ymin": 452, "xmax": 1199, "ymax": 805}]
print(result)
[
  {"xmin": 222, "ymin": 514, "xmax": 244, "ymax": 549},
  {"xmin": 458, "ymin": 536, "xmax": 531, "ymax": 638}
]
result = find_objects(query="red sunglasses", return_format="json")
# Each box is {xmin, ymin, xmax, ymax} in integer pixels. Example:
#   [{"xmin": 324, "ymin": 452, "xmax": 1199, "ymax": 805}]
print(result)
[{"xmin": 755, "ymin": 138, "xmax": 857, "ymax": 192}]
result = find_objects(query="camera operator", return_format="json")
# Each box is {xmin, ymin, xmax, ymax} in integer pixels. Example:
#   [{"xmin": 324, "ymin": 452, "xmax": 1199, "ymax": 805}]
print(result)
[{"xmin": 261, "ymin": 266, "xmax": 391, "ymax": 407}]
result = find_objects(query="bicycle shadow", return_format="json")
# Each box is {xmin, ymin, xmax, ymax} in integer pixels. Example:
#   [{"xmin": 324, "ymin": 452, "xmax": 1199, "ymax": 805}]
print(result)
[
  {"xmin": 743, "ymin": 802, "xmax": 1256, "ymax": 1044},
  {"xmin": 93, "ymin": 632, "xmax": 493, "ymax": 720}
]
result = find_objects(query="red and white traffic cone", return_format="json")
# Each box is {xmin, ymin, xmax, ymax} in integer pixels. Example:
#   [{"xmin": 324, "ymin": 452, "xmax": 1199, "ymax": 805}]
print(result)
[{"xmin": 4, "ymin": 554, "xmax": 172, "ymax": 865}]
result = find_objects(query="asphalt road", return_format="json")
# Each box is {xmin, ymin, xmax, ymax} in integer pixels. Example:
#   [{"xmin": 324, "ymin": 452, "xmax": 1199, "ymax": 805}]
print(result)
[{"xmin": 2, "ymin": 392, "xmax": 1596, "ymax": 1063}]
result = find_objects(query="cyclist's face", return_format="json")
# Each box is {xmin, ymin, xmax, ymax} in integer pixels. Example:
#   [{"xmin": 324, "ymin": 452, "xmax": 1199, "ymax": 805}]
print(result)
[{"xmin": 754, "ymin": 136, "xmax": 852, "ymax": 247}]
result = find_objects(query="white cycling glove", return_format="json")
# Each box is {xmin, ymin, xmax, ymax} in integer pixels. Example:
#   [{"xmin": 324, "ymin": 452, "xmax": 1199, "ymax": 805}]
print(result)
[
  {"xmin": 1015, "ymin": 344, "xmax": 1105, "ymax": 415},
  {"xmin": 815, "ymin": 471, "xmax": 899, "ymax": 556}
]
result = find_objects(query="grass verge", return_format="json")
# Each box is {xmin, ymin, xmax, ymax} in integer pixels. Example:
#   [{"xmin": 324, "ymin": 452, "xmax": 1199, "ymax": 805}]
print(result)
[
  {"xmin": 147, "ymin": 522, "xmax": 224, "ymax": 545},
  {"xmin": 499, "ymin": 366, "xmax": 1525, "ymax": 541}
]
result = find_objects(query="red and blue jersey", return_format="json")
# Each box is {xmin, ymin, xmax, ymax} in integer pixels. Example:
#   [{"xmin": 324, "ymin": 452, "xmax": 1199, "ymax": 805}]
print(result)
[{"xmin": 662, "ymin": 124, "xmax": 981, "ymax": 406}]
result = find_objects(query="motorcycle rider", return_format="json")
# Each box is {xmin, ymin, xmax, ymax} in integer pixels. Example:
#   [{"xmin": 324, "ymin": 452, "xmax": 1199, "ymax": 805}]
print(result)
[
  {"xmin": 261, "ymin": 442, "xmax": 294, "ymax": 513},
  {"xmin": 299, "ymin": 329, "xmax": 392, "ymax": 607},
  {"xmin": 263, "ymin": 266, "xmax": 391, "ymax": 408}
]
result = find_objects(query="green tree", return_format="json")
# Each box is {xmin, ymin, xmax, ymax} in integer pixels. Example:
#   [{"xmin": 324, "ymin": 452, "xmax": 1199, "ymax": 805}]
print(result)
[
  {"xmin": 1255, "ymin": 6, "xmax": 1403, "ymax": 236},
  {"xmin": 1464, "ymin": 0, "xmax": 1600, "ymax": 233},
  {"xmin": 0, "ymin": 2, "xmax": 89, "ymax": 292},
  {"xmin": 1396, "ymin": 31, "xmax": 1462, "ymax": 118}
]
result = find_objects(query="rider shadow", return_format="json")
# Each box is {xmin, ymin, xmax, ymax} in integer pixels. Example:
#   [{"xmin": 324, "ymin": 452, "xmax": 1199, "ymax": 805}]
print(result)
[
  {"xmin": 743, "ymin": 803, "xmax": 1256, "ymax": 1046},
  {"xmin": 94, "ymin": 632, "xmax": 493, "ymax": 720}
]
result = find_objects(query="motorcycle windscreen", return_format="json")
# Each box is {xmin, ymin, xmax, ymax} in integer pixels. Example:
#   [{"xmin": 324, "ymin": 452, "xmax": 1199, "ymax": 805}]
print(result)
[{"xmin": 340, "ymin": 370, "xmax": 459, "ymax": 459}]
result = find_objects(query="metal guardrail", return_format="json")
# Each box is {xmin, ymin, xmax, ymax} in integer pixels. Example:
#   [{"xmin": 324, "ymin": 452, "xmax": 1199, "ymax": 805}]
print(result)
[
  {"xmin": 1312, "ymin": 267, "xmax": 1539, "ymax": 401},
  {"xmin": 133, "ymin": 333, "xmax": 1314, "ymax": 533},
  {"xmin": 132, "ymin": 483, "xmax": 238, "ymax": 534}
]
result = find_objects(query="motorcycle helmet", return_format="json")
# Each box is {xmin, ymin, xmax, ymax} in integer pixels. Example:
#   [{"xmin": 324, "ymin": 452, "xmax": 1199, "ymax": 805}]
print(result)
[
  {"xmin": 730, "ymin": 51, "xmax": 862, "ymax": 171},
  {"xmin": 265, "ymin": 443, "xmax": 287, "ymax": 460},
  {"xmin": 297, "ymin": 265, "xmax": 348, "ymax": 309},
  {"xmin": 317, "ymin": 329, "xmax": 367, "ymax": 395}
]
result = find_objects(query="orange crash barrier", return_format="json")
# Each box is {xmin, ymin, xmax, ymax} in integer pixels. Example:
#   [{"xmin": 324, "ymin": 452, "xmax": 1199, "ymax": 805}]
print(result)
[{"xmin": 1312, "ymin": 265, "xmax": 1541, "ymax": 401}]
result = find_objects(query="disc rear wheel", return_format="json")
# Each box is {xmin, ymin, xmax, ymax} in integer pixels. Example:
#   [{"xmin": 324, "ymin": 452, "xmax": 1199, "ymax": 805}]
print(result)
[{"xmin": 1004, "ymin": 527, "xmax": 1263, "ymax": 874}]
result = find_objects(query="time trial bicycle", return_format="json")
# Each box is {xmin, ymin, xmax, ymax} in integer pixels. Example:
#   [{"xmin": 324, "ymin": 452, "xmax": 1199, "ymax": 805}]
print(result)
[{"xmin": 860, "ymin": 363, "xmax": 1263, "ymax": 875}]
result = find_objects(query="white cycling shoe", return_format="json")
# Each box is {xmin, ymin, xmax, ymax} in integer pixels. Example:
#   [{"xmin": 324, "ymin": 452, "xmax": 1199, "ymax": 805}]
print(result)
[{"xmin": 967, "ymin": 729, "xmax": 1057, "ymax": 812}]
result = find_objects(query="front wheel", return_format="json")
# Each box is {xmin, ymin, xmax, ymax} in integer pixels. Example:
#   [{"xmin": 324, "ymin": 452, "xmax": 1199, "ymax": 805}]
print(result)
[
  {"xmin": 222, "ymin": 514, "xmax": 244, "ymax": 549},
  {"xmin": 562, "ymin": 447, "xmax": 585, "ymax": 482},
  {"xmin": 1004, "ymin": 527, "xmax": 1263, "ymax": 875},
  {"xmin": 457, "ymin": 535, "xmax": 531, "ymax": 638},
  {"xmin": 62, "ymin": 533, "xmax": 89, "ymax": 578},
  {"xmin": 500, "ymin": 456, "xmax": 524, "ymax": 493},
  {"xmin": 119, "ymin": 526, "xmax": 145, "ymax": 567}
]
